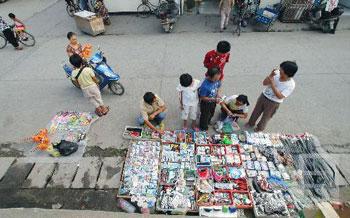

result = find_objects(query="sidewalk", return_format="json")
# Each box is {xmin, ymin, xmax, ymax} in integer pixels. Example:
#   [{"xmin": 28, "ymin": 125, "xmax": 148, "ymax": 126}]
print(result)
[{"xmin": 103, "ymin": 13, "xmax": 350, "ymax": 36}]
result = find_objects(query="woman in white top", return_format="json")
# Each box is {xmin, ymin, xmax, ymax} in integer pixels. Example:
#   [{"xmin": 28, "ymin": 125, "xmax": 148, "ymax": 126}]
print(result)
[{"xmin": 247, "ymin": 61, "xmax": 298, "ymax": 132}]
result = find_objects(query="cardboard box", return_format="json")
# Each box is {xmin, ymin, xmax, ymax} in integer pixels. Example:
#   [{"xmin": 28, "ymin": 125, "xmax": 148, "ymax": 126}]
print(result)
[{"xmin": 74, "ymin": 10, "xmax": 105, "ymax": 36}]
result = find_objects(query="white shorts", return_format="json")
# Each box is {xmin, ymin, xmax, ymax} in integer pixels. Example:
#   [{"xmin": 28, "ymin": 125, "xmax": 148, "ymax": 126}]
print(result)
[{"xmin": 181, "ymin": 104, "xmax": 198, "ymax": 121}]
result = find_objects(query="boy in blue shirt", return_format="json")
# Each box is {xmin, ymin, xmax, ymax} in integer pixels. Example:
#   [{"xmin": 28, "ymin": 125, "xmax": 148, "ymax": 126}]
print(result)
[{"xmin": 199, "ymin": 67, "xmax": 222, "ymax": 131}]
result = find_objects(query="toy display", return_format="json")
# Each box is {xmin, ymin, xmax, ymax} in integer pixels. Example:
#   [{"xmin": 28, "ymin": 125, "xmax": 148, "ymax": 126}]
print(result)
[
  {"xmin": 252, "ymin": 191, "xmax": 290, "ymax": 217},
  {"xmin": 118, "ymin": 140, "xmax": 161, "ymax": 208},
  {"xmin": 123, "ymin": 126, "xmax": 160, "ymax": 141},
  {"xmin": 119, "ymin": 129, "xmax": 327, "ymax": 216}
]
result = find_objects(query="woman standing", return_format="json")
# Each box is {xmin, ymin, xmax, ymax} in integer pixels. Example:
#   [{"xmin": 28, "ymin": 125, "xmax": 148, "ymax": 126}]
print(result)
[
  {"xmin": 0, "ymin": 16, "xmax": 22, "ymax": 50},
  {"xmin": 93, "ymin": 0, "xmax": 111, "ymax": 25},
  {"xmin": 219, "ymin": 0, "xmax": 234, "ymax": 32}
]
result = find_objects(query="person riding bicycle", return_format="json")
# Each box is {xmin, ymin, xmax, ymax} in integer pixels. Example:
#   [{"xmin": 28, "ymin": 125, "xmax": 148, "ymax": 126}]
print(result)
[
  {"xmin": 8, "ymin": 13, "xmax": 27, "ymax": 41},
  {"xmin": 0, "ymin": 16, "xmax": 22, "ymax": 50}
]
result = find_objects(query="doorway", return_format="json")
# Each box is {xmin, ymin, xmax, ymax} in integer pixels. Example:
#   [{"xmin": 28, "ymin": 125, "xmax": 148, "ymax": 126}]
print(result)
[{"xmin": 183, "ymin": 0, "xmax": 221, "ymax": 15}]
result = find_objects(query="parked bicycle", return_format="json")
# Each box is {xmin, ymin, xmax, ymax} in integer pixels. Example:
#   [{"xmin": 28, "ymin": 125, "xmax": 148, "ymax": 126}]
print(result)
[
  {"xmin": 137, "ymin": 0, "xmax": 168, "ymax": 18},
  {"xmin": 233, "ymin": 0, "xmax": 260, "ymax": 36},
  {"xmin": 0, "ymin": 26, "xmax": 35, "ymax": 49},
  {"xmin": 65, "ymin": 0, "xmax": 81, "ymax": 17}
]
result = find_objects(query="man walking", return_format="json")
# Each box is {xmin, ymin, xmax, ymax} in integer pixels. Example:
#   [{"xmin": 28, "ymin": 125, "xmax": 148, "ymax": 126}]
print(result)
[{"xmin": 247, "ymin": 61, "xmax": 298, "ymax": 132}]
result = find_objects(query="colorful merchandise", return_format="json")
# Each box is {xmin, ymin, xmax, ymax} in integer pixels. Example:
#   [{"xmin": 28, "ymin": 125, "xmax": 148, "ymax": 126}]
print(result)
[{"xmin": 118, "ymin": 141, "xmax": 161, "ymax": 208}]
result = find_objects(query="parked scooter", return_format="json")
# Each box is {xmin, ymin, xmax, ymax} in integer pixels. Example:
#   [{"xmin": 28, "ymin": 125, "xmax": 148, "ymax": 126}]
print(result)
[
  {"xmin": 63, "ymin": 49, "xmax": 125, "ymax": 95},
  {"xmin": 159, "ymin": 0, "xmax": 180, "ymax": 33},
  {"xmin": 309, "ymin": 4, "xmax": 344, "ymax": 34}
]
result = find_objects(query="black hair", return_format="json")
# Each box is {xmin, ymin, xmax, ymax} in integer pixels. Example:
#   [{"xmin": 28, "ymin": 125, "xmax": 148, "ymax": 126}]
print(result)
[
  {"xmin": 207, "ymin": 67, "xmax": 220, "ymax": 79},
  {"xmin": 67, "ymin": 32, "xmax": 76, "ymax": 40},
  {"xmin": 280, "ymin": 61, "xmax": 298, "ymax": 78},
  {"xmin": 143, "ymin": 92, "xmax": 155, "ymax": 105},
  {"xmin": 236, "ymin": 94, "xmax": 250, "ymax": 106},
  {"xmin": 8, "ymin": 13, "xmax": 15, "ymax": 19},
  {"xmin": 217, "ymin": 41, "xmax": 231, "ymax": 54},
  {"xmin": 179, "ymin": 73, "xmax": 193, "ymax": 87},
  {"xmin": 69, "ymin": 54, "xmax": 83, "ymax": 68}
]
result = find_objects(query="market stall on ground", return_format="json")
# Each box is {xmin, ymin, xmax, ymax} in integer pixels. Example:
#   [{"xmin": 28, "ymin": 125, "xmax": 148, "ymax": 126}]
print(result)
[
  {"xmin": 116, "ymin": 126, "xmax": 344, "ymax": 217},
  {"xmin": 27, "ymin": 111, "xmax": 98, "ymax": 162}
]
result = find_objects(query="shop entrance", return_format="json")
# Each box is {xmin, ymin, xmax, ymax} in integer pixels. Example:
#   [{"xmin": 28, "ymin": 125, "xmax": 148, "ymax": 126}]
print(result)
[{"xmin": 183, "ymin": 0, "xmax": 221, "ymax": 15}]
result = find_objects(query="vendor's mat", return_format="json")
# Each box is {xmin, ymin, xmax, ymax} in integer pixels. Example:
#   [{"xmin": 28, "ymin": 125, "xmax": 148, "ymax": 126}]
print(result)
[{"xmin": 24, "ymin": 111, "xmax": 98, "ymax": 163}]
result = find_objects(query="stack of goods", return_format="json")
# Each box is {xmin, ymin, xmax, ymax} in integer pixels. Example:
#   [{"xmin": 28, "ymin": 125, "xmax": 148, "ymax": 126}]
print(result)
[
  {"xmin": 157, "ymin": 131, "xmax": 197, "ymax": 213},
  {"xmin": 242, "ymin": 132, "xmax": 304, "ymax": 216},
  {"xmin": 118, "ymin": 140, "xmax": 161, "ymax": 209},
  {"xmin": 123, "ymin": 126, "xmax": 160, "ymax": 141},
  {"xmin": 195, "ymin": 143, "xmax": 252, "ymax": 211},
  {"xmin": 30, "ymin": 111, "xmax": 98, "ymax": 157},
  {"xmin": 280, "ymin": 134, "xmax": 336, "ymax": 201},
  {"xmin": 252, "ymin": 191, "xmax": 290, "ymax": 217}
]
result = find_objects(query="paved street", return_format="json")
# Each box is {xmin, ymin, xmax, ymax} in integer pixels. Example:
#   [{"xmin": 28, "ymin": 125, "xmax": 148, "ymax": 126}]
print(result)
[
  {"xmin": 0, "ymin": 0, "xmax": 350, "ymax": 214},
  {"xmin": 1, "ymin": 0, "xmax": 350, "ymax": 149}
]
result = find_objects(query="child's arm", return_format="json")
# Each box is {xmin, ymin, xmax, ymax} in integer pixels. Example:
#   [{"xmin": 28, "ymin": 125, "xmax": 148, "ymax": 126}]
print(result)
[
  {"xmin": 268, "ymin": 77, "xmax": 285, "ymax": 99},
  {"xmin": 203, "ymin": 52, "xmax": 210, "ymax": 68},
  {"xmin": 221, "ymin": 103, "xmax": 234, "ymax": 116},
  {"xmin": 15, "ymin": 18, "xmax": 25, "ymax": 28},
  {"xmin": 179, "ymin": 91, "xmax": 184, "ymax": 109},
  {"xmin": 200, "ymin": 96, "xmax": 217, "ymax": 102},
  {"xmin": 263, "ymin": 69, "xmax": 276, "ymax": 86}
]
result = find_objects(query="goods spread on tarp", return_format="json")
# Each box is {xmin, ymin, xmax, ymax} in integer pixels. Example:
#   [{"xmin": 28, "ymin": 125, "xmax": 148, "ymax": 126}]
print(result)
[{"xmin": 118, "ymin": 127, "xmax": 337, "ymax": 216}]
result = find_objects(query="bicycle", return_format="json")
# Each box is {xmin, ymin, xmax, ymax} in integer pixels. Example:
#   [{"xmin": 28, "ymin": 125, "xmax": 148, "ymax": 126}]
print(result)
[
  {"xmin": 137, "ymin": 0, "xmax": 168, "ymax": 18},
  {"xmin": 233, "ymin": 0, "xmax": 260, "ymax": 36},
  {"xmin": 0, "ymin": 26, "xmax": 35, "ymax": 49},
  {"xmin": 65, "ymin": 0, "xmax": 81, "ymax": 17}
]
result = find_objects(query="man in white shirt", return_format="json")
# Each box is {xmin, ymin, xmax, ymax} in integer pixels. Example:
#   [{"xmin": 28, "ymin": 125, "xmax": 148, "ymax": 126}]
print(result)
[{"xmin": 247, "ymin": 61, "xmax": 298, "ymax": 132}]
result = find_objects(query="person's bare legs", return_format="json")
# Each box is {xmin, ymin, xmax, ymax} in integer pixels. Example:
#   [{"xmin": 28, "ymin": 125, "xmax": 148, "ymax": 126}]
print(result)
[{"xmin": 183, "ymin": 120, "xmax": 188, "ymax": 130}]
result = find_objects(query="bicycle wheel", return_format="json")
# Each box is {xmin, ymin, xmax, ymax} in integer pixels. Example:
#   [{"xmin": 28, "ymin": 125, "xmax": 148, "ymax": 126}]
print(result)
[
  {"xmin": 137, "ymin": 4, "xmax": 152, "ymax": 18},
  {"xmin": 0, "ymin": 34, "xmax": 7, "ymax": 49},
  {"xmin": 18, "ymin": 31, "xmax": 35, "ymax": 47},
  {"xmin": 66, "ymin": 4, "xmax": 76, "ymax": 17}
]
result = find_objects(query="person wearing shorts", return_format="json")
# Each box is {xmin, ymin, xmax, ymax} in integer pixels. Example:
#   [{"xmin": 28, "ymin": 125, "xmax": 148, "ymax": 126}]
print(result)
[{"xmin": 177, "ymin": 73, "xmax": 201, "ymax": 130}]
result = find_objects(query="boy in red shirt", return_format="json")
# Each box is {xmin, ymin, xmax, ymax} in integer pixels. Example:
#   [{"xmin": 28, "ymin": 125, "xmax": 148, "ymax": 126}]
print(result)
[{"xmin": 203, "ymin": 40, "xmax": 231, "ymax": 81}]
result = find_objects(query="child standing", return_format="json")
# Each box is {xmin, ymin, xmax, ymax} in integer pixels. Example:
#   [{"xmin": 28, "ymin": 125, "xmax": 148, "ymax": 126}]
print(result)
[
  {"xmin": 203, "ymin": 41, "xmax": 231, "ymax": 81},
  {"xmin": 199, "ymin": 68, "xmax": 222, "ymax": 131},
  {"xmin": 8, "ymin": 13, "xmax": 26, "ymax": 40},
  {"xmin": 177, "ymin": 74, "xmax": 201, "ymax": 130}
]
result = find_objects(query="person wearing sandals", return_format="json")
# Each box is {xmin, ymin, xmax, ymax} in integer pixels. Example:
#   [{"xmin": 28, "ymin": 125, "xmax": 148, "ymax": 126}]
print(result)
[
  {"xmin": 69, "ymin": 54, "xmax": 109, "ymax": 116},
  {"xmin": 177, "ymin": 73, "xmax": 201, "ymax": 131}
]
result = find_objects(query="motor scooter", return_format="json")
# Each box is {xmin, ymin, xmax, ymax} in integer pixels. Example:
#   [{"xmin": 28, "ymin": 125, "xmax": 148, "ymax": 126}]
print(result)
[
  {"xmin": 159, "ymin": 0, "xmax": 180, "ymax": 33},
  {"xmin": 63, "ymin": 50, "xmax": 125, "ymax": 95},
  {"xmin": 309, "ymin": 5, "xmax": 344, "ymax": 34}
]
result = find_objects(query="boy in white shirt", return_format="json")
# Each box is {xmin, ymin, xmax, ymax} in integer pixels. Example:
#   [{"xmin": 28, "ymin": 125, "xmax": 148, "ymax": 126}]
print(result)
[
  {"xmin": 177, "ymin": 74, "xmax": 201, "ymax": 130},
  {"xmin": 247, "ymin": 61, "xmax": 298, "ymax": 132}
]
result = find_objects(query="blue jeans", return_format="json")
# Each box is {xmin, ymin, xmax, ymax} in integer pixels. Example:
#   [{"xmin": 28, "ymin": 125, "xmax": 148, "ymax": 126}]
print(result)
[{"xmin": 137, "ymin": 112, "xmax": 166, "ymax": 126}]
